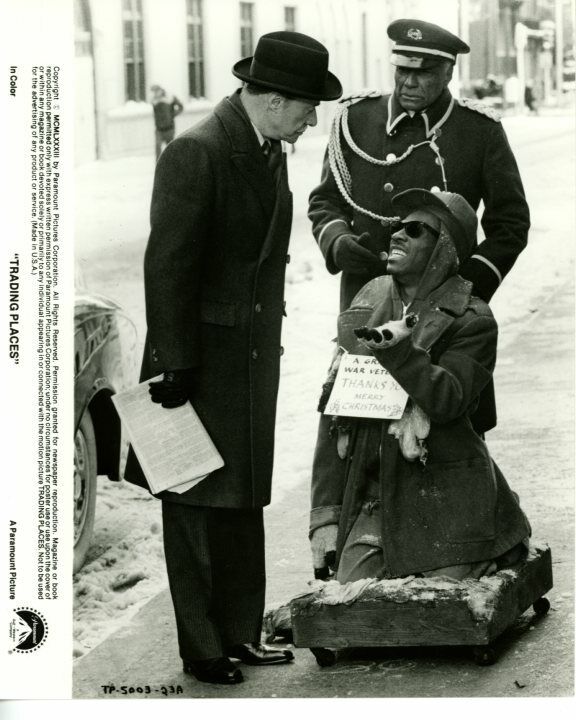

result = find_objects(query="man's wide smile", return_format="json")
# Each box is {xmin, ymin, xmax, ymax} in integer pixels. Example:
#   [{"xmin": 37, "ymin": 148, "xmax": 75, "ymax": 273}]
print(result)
[{"xmin": 389, "ymin": 245, "xmax": 407, "ymax": 258}]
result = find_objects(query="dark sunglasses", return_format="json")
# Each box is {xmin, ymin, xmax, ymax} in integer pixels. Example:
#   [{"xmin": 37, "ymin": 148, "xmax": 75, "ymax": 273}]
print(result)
[{"xmin": 393, "ymin": 220, "xmax": 440, "ymax": 240}]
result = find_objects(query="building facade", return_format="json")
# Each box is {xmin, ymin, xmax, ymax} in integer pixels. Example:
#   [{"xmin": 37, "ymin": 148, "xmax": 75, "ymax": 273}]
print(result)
[
  {"xmin": 74, "ymin": 0, "xmax": 460, "ymax": 163},
  {"xmin": 463, "ymin": 0, "xmax": 575, "ymax": 106}
]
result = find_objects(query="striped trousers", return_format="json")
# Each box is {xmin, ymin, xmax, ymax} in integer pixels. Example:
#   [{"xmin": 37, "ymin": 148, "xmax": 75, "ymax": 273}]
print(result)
[{"xmin": 162, "ymin": 502, "xmax": 266, "ymax": 661}]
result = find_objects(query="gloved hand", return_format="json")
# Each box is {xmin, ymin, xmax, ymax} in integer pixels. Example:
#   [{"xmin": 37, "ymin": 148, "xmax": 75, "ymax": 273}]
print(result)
[
  {"xmin": 354, "ymin": 312, "xmax": 418, "ymax": 349},
  {"xmin": 148, "ymin": 368, "xmax": 197, "ymax": 409},
  {"xmin": 332, "ymin": 232, "xmax": 388, "ymax": 275},
  {"xmin": 310, "ymin": 524, "xmax": 338, "ymax": 580}
]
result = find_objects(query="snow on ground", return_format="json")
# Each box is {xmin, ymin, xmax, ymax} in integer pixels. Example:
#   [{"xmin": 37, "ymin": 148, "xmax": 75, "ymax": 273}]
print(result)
[{"xmin": 73, "ymin": 106, "xmax": 575, "ymax": 658}]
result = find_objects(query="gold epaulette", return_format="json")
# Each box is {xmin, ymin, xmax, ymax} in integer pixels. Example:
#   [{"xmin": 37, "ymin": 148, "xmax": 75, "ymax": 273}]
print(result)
[
  {"xmin": 339, "ymin": 88, "xmax": 383, "ymax": 106},
  {"xmin": 457, "ymin": 97, "xmax": 501, "ymax": 122}
]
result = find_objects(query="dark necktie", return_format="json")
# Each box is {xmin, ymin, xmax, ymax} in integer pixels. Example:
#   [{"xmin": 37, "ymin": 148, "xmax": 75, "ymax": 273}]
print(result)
[{"xmin": 262, "ymin": 139, "xmax": 283, "ymax": 180}]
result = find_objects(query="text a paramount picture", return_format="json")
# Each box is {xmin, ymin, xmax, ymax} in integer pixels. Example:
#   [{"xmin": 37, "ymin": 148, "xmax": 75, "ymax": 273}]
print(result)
[{"xmin": 1, "ymin": 0, "xmax": 75, "ymax": 699}]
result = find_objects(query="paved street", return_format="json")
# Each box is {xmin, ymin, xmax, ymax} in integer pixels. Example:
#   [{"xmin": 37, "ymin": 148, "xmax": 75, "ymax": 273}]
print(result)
[
  {"xmin": 73, "ymin": 276, "xmax": 573, "ymax": 699},
  {"xmin": 73, "ymin": 109, "xmax": 574, "ymax": 701}
]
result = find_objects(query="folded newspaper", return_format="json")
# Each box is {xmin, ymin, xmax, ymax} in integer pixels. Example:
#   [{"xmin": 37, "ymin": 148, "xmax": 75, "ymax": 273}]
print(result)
[{"xmin": 112, "ymin": 376, "xmax": 224, "ymax": 494}]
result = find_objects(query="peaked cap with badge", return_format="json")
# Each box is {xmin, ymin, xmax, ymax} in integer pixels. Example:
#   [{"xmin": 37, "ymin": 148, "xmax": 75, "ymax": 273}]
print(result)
[
  {"xmin": 309, "ymin": 17, "xmax": 530, "ymax": 434},
  {"xmin": 388, "ymin": 18, "xmax": 470, "ymax": 68}
]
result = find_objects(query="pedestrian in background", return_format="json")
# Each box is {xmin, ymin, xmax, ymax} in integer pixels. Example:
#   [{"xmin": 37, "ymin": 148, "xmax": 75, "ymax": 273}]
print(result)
[
  {"xmin": 308, "ymin": 17, "xmax": 530, "ymax": 435},
  {"xmin": 150, "ymin": 84, "xmax": 184, "ymax": 160},
  {"xmin": 524, "ymin": 80, "xmax": 538, "ymax": 114},
  {"xmin": 126, "ymin": 32, "xmax": 342, "ymax": 686}
]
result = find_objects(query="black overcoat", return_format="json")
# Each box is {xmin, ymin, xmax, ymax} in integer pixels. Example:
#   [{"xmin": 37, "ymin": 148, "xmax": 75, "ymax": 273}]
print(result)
[{"xmin": 125, "ymin": 90, "xmax": 293, "ymax": 508}]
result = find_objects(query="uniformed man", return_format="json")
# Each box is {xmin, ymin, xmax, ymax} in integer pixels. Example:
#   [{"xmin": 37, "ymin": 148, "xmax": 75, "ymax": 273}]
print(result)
[
  {"xmin": 309, "ymin": 18, "xmax": 530, "ymax": 318},
  {"xmin": 308, "ymin": 18, "xmax": 530, "ymax": 434}
]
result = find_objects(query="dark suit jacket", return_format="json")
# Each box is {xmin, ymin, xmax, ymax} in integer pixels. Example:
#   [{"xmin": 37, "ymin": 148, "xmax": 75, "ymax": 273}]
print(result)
[{"xmin": 125, "ymin": 90, "xmax": 293, "ymax": 508}]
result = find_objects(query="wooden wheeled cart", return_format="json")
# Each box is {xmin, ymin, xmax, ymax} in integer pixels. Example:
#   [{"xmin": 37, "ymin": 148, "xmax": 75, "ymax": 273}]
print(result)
[{"xmin": 289, "ymin": 543, "xmax": 552, "ymax": 667}]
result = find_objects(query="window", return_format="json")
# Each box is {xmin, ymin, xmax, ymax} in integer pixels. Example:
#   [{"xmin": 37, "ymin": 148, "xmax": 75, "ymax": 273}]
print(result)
[
  {"xmin": 186, "ymin": 0, "xmax": 205, "ymax": 98},
  {"xmin": 122, "ymin": 0, "xmax": 146, "ymax": 101},
  {"xmin": 284, "ymin": 6, "xmax": 296, "ymax": 31},
  {"xmin": 240, "ymin": 2, "xmax": 254, "ymax": 57},
  {"xmin": 74, "ymin": 0, "xmax": 92, "ymax": 57}
]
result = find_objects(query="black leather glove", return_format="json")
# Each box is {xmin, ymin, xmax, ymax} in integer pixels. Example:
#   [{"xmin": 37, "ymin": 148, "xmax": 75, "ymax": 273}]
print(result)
[
  {"xmin": 332, "ymin": 232, "xmax": 388, "ymax": 274},
  {"xmin": 149, "ymin": 369, "xmax": 197, "ymax": 409}
]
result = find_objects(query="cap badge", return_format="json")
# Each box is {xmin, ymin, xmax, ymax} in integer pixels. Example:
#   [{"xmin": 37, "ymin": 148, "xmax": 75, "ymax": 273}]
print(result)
[{"xmin": 407, "ymin": 28, "xmax": 423, "ymax": 41}]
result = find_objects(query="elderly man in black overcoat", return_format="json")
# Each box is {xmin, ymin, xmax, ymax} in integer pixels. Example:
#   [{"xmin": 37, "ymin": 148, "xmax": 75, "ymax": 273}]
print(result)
[
  {"xmin": 309, "ymin": 18, "xmax": 531, "ymax": 435},
  {"xmin": 125, "ymin": 32, "xmax": 342, "ymax": 684}
]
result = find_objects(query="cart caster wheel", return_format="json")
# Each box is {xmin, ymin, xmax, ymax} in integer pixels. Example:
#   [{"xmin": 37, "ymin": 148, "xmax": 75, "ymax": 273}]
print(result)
[
  {"xmin": 310, "ymin": 647, "xmax": 336, "ymax": 667},
  {"xmin": 533, "ymin": 597, "xmax": 550, "ymax": 616},
  {"xmin": 473, "ymin": 646, "xmax": 497, "ymax": 666}
]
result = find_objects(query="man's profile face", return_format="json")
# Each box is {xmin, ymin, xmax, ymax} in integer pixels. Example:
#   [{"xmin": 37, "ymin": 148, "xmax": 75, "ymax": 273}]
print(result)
[
  {"xmin": 387, "ymin": 209, "xmax": 440, "ymax": 282},
  {"xmin": 268, "ymin": 96, "xmax": 319, "ymax": 143},
  {"xmin": 394, "ymin": 61, "xmax": 453, "ymax": 111}
]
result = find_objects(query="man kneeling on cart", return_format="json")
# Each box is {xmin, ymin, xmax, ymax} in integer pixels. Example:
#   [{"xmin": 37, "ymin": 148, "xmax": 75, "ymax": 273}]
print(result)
[{"xmin": 310, "ymin": 188, "xmax": 531, "ymax": 584}]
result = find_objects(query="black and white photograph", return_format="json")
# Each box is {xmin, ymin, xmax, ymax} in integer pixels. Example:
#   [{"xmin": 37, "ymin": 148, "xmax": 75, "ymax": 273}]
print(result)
[{"xmin": 1, "ymin": 0, "xmax": 574, "ymax": 711}]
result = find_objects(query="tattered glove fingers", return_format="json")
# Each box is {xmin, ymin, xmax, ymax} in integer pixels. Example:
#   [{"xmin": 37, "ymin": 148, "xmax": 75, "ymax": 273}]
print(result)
[
  {"xmin": 354, "ymin": 326, "xmax": 385, "ymax": 343},
  {"xmin": 354, "ymin": 313, "xmax": 419, "ymax": 349}
]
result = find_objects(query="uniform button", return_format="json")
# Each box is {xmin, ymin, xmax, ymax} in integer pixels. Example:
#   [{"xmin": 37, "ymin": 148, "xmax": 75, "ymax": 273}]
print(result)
[
  {"xmin": 286, "ymin": 254, "xmax": 291, "ymax": 264},
  {"xmin": 383, "ymin": 183, "xmax": 394, "ymax": 193},
  {"xmin": 251, "ymin": 349, "xmax": 259, "ymax": 360},
  {"xmin": 279, "ymin": 346, "xmax": 284, "ymax": 356},
  {"xmin": 152, "ymin": 349, "xmax": 159, "ymax": 362},
  {"xmin": 386, "ymin": 153, "xmax": 397, "ymax": 162},
  {"xmin": 255, "ymin": 303, "xmax": 262, "ymax": 313}
]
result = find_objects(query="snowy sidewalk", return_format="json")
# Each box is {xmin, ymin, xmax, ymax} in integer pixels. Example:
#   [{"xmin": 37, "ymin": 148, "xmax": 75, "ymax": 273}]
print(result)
[{"xmin": 73, "ymin": 276, "xmax": 574, "ymax": 699}]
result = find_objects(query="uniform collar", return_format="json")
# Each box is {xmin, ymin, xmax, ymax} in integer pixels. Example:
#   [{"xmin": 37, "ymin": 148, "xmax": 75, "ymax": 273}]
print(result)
[{"xmin": 387, "ymin": 88, "xmax": 454, "ymax": 138}]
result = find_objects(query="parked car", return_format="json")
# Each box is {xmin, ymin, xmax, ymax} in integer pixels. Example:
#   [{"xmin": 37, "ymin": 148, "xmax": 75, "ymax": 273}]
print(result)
[{"xmin": 73, "ymin": 290, "xmax": 136, "ymax": 572}]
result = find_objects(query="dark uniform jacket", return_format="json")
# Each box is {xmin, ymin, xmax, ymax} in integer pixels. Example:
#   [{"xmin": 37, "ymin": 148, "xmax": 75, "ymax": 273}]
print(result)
[
  {"xmin": 309, "ymin": 89, "xmax": 530, "ymax": 310},
  {"xmin": 310, "ymin": 272, "xmax": 530, "ymax": 577},
  {"xmin": 125, "ymin": 90, "xmax": 293, "ymax": 508}
]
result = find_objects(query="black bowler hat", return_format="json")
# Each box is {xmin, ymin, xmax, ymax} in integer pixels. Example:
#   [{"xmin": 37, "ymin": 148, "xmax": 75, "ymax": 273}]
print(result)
[
  {"xmin": 392, "ymin": 189, "xmax": 478, "ymax": 262},
  {"xmin": 232, "ymin": 31, "xmax": 343, "ymax": 101},
  {"xmin": 388, "ymin": 19, "xmax": 470, "ymax": 69}
]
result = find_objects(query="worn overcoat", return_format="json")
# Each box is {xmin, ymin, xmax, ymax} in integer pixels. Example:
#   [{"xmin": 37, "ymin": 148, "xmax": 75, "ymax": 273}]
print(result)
[
  {"xmin": 125, "ymin": 90, "xmax": 293, "ymax": 508},
  {"xmin": 310, "ymin": 272, "xmax": 530, "ymax": 577}
]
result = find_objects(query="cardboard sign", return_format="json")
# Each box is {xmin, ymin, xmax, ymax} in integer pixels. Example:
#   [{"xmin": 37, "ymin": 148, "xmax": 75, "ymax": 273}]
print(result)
[{"xmin": 323, "ymin": 354, "xmax": 408, "ymax": 419}]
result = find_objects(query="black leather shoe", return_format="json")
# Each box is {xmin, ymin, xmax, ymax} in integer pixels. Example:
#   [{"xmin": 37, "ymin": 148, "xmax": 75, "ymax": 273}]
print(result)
[
  {"xmin": 183, "ymin": 657, "xmax": 243, "ymax": 684},
  {"xmin": 227, "ymin": 642, "xmax": 294, "ymax": 666}
]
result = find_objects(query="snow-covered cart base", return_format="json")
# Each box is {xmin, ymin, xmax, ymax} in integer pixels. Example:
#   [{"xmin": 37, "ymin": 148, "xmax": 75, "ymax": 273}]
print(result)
[{"xmin": 289, "ymin": 543, "xmax": 552, "ymax": 666}]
